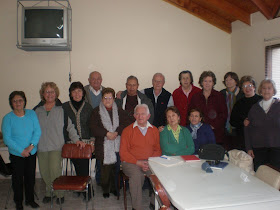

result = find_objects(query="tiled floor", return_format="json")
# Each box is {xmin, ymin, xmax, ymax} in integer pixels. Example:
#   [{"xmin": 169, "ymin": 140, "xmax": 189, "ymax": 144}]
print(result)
[{"xmin": 0, "ymin": 178, "xmax": 151, "ymax": 210}]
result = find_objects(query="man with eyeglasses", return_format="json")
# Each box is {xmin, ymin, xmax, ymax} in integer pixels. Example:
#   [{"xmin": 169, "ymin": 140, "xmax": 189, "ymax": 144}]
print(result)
[
  {"xmin": 84, "ymin": 71, "xmax": 104, "ymax": 109},
  {"xmin": 115, "ymin": 75, "xmax": 154, "ymax": 124}
]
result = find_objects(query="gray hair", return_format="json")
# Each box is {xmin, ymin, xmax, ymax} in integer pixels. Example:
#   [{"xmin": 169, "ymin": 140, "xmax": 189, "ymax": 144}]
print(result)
[
  {"xmin": 152, "ymin": 73, "xmax": 165, "ymax": 83},
  {"xmin": 126, "ymin": 75, "xmax": 139, "ymax": 84},
  {"xmin": 89, "ymin": 71, "xmax": 102, "ymax": 79},
  {"xmin": 258, "ymin": 79, "xmax": 277, "ymax": 96},
  {"xmin": 134, "ymin": 104, "xmax": 150, "ymax": 115}
]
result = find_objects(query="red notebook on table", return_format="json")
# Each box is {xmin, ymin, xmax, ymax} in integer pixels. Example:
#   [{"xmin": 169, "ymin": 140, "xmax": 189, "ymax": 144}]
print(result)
[{"xmin": 181, "ymin": 155, "xmax": 201, "ymax": 162}]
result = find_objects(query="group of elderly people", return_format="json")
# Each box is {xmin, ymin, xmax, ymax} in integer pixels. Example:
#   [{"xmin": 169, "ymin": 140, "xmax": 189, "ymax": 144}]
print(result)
[{"xmin": 2, "ymin": 69, "xmax": 280, "ymax": 210}]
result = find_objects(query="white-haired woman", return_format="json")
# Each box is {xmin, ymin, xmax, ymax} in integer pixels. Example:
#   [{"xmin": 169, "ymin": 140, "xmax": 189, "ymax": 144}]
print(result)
[{"xmin": 245, "ymin": 79, "xmax": 280, "ymax": 171}]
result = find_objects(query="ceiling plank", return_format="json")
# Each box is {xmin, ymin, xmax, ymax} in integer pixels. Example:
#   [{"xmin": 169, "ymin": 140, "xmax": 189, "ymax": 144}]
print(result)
[
  {"xmin": 250, "ymin": 0, "xmax": 273, "ymax": 19},
  {"xmin": 272, "ymin": 0, "xmax": 280, "ymax": 18},
  {"xmin": 164, "ymin": 0, "xmax": 232, "ymax": 33},
  {"xmin": 201, "ymin": 0, "xmax": 251, "ymax": 25}
]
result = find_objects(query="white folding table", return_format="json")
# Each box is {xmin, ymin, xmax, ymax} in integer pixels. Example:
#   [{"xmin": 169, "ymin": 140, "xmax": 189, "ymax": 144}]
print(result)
[{"xmin": 148, "ymin": 157, "xmax": 280, "ymax": 210}]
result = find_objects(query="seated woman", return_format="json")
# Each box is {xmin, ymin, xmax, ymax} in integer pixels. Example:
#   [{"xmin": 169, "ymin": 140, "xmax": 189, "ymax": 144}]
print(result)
[
  {"xmin": 186, "ymin": 109, "xmax": 216, "ymax": 154},
  {"xmin": 245, "ymin": 79, "xmax": 280, "ymax": 171},
  {"xmin": 160, "ymin": 106, "xmax": 194, "ymax": 156}
]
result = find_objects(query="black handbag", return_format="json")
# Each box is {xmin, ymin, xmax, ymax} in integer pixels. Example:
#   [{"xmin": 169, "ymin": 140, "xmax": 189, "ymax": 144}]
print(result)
[{"xmin": 198, "ymin": 144, "xmax": 226, "ymax": 161}]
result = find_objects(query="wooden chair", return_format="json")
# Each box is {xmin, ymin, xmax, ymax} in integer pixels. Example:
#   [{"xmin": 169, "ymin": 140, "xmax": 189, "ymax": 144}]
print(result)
[
  {"xmin": 256, "ymin": 164, "xmax": 280, "ymax": 190},
  {"xmin": 117, "ymin": 169, "xmax": 129, "ymax": 210},
  {"xmin": 149, "ymin": 174, "xmax": 171, "ymax": 210},
  {"xmin": 51, "ymin": 144, "xmax": 94, "ymax": 210}
]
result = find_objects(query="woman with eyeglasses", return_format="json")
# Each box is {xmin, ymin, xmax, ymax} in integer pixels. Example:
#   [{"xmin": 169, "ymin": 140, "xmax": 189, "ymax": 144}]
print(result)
[
  {"xmin": 2, "ymin": 91, "xmax": 41, "ymax": 210},
  {"xmin": 245, "ymin": 79, "xmax": 280, "ymax": 171},
  {"xmin": 34, "ymin": 82, "xmax": 86, "ymax": 204},
  {"xmin": 89, "ymin": 88, "xmax": 130, "ymax": 198},
  {"xmin": 230, "ymin": 76, "xmax": 262, "ymax": 151}
]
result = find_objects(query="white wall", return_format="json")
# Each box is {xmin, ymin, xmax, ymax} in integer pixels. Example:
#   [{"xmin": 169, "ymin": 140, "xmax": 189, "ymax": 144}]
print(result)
[
  {"xmin": 231, "ymin": 12, "xmax": 280, "ymax": 86},
  {"xmin": 0, "ymin": 0, "xmax": 231, "ymax": 125}
]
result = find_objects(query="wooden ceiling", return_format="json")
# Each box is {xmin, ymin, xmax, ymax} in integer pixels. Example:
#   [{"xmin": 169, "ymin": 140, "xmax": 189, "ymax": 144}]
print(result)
[{"xmin": 164, "ymin": 0, "xmax": 280, "ymax": 33}]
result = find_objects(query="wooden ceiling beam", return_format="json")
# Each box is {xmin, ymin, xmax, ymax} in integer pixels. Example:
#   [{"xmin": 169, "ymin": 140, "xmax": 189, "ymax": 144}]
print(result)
[
  {"xmin": 250, "ymin": 0, "xmax": 273, "ymax": 19},
  {"xmin": 164, "ymin": 0, "xmax": 232, "ymax": 33},
  {"xmin": 201, "ymin": 0, "xmax": 251, "ymax": 25},
  {"xmin": 272, "ymin": 0, "xmax": 280, "ymax": 18}
]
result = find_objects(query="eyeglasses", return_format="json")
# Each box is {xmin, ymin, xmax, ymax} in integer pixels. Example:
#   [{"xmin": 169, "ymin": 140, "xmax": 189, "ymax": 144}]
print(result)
[
  {"xmin": 103, "ymin": 96, "xmax": 113, "ymax": 100},
  {"xmin": 12, "ymin": 99, "xmax": 24, "ymax": 104},
  {"xmin": 243, "ymin": 84, "xmax": 254, "ymax": 88},
  {"xmin": 45, "ymin": 90, "xmax": 55, "ymax": 94}
]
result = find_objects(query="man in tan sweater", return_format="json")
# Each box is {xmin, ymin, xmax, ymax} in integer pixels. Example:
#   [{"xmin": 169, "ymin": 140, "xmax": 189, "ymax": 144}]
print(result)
[{"xmin": 120, "ymin": 104, "xmax": 161, "ymax": 210}]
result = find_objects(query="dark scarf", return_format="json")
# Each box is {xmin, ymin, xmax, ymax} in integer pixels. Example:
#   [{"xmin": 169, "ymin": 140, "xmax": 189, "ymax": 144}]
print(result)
[{"xmin": 70, "ymin": 98, "xmax": 84, "ymax": 111}]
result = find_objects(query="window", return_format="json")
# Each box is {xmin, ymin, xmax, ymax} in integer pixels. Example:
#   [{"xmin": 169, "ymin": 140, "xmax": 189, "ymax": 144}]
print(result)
[{"xmin": 265, "ymin": 44, "xmax": 280, "ymax": 98}]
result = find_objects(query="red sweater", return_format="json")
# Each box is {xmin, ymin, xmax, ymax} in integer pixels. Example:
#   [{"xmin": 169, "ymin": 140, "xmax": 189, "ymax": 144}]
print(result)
[
  {"xmin": 189, "ymin": 89, "xmax": 227, "ymax": 144},
  {"xmin": 120, "ymin": 124, "xmax": 162, "ymax": 164},
  {"xmin": 172, "ymin": 85, "xmax": 201, "ymax": 126}
]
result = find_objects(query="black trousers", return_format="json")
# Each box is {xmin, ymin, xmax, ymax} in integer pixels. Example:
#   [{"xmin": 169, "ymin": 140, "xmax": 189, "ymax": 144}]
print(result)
[
  {"xmin": 10, "ymin": 153, "xmax": 36, "ymax": 205},
  {"xmin": 71, "ymin": 158, "xmax": 92, "ymax": 197},
  {"xmin": 253, "ymin": 147, "xmax": 280, "ymax": 171}
]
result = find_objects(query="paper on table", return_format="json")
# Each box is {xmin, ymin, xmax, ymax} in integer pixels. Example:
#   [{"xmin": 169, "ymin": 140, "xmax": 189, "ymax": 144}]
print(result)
[{"xmin": 149, "ymin": 156, "xmax": 184, "ymax": 167}]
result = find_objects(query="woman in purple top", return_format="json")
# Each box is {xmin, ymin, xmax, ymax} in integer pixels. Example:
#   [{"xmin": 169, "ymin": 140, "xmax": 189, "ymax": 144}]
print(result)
[
  {"xmin": 186, "ymin": 108, "xmax": 216, "ymax": 154},
  {"xmin": 245, "ymin": 79, "xmax": 280, "ymax": 171}
]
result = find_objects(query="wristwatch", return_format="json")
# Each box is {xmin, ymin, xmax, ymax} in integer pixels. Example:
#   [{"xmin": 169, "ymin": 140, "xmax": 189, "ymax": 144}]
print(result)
[{"xmin": 30, "ymin": 143, "xmax": 35, "ymax": 147}]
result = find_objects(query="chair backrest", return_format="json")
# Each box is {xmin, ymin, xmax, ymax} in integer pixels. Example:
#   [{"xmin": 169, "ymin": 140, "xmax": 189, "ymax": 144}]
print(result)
[
  {"xmin": 256, "ymin": 165, "xmax": 280, "ymax": 190},
  {"xmin": 0, "ymin": 154, "xmax": 12, "ymax": 177},
  {"xmin": 62, "ymin": 144, "xmax": 93, "ymax": 159},
  {"xmin": 149, "ymin": 174, "xmax": 171, "ymax": 210}
]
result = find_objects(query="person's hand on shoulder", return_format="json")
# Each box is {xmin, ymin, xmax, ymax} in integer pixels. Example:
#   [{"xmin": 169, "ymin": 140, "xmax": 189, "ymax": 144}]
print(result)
[
  {"xmin": 116, "ymin": 91, "xmax": 123, "ymax": 99},
  {"xmin": 158, "ymin": 126, "xmax": 164, "ymax": 132}
]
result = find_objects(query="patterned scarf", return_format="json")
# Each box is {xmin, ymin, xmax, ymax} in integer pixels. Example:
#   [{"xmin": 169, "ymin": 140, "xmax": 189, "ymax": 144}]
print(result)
[
  {"xmin": 69, "ymin": 100, "xmax": 85, "ymax": 138},
  {"xmin": 190, "ymin": 122, "xmax": 202, "ymax": 140},
  {"xmin": 225, "ymin": 87, "xmax": 239, "ymax": 133},
  {"xmin": 99, "ymin": 102, "xmax": 120, "ymax": 165}
]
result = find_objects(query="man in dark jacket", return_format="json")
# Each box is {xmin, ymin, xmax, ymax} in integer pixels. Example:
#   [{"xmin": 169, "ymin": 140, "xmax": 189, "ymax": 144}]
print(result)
[
  {"xmin": 115, "ymin": 75, "xmax": 154, "ymax": 124},
  {"xmin": 143, "ymin": 73, "xmax": 173, "ymax": 127}
]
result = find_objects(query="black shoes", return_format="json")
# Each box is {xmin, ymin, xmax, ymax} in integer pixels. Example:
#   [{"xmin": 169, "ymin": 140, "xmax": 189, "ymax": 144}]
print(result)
[
  {"xmin": 56, "ymin": 197, "xmax": 65, "ymax": 204},
  {"xmin": 42, "ymin": 196, "xmax": 52, "ymax": 204},
  {"xmin": 103, "ymin": 193, "xmax": 110, "ymax": 198},
  {"xmin": 25, "ymin": 201, "xmax": 39, "ymax": 208},
  {"xmin": 16, "ymin": 203, "xmax": 23, "ymax": 210},
  {"xmin": 149, "ymin": 202, "xmax": 155, "ymax": 210},
  {"xmin": 110, "ymin": 190, "xmax": 118, "ymax": 197}
]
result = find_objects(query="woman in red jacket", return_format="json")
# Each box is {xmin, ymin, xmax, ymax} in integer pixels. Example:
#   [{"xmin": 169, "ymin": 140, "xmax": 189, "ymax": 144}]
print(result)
[
  {"xmin": 172, "ymin": 70, "xmax": 201, "ymax": 126},
  {"xmin": 189, "ymin": 71, "xmax": 227, "ymax": 147}
]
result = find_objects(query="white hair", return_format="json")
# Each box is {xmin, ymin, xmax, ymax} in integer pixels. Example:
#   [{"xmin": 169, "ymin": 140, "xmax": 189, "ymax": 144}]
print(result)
[
  {"xmin": 152, "ymin": 73, "xmax": 165, "ymax": 83},
  {"xmin": 134, "ymin": 104, "xmax": 150, "ymax": 115}
]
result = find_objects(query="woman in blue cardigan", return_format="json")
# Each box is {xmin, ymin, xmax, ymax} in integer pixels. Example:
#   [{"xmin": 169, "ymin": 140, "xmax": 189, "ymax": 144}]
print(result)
[
  {"xmin": 2, "ymin": 91, "xmax": 41, "ymax": 210},
  {"xmin": 186, "ymin": 108, "xmax": 216, "ymax": 154}
]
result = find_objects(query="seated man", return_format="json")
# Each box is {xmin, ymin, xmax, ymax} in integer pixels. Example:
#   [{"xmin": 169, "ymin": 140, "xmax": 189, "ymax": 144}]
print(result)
[
  {"xmin": 115, "ymin": 75, "xmax": 154, "ymax": 124},
  {"xmin": 120, "ymin": 104, "xmax": 161, "ymax": 210}
]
